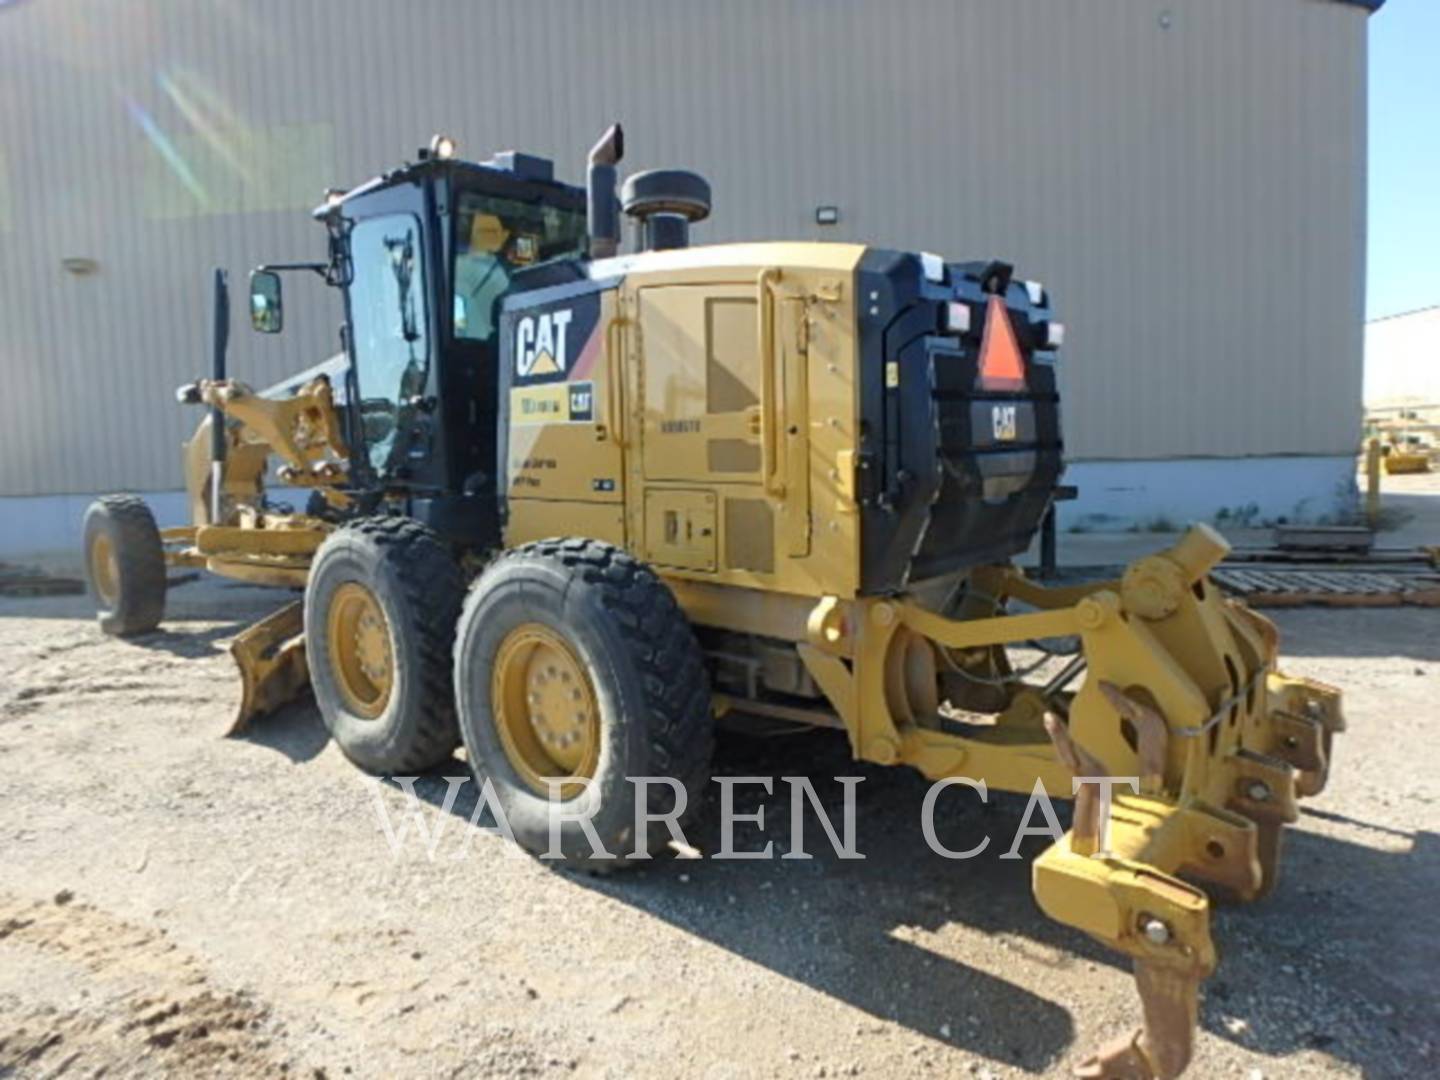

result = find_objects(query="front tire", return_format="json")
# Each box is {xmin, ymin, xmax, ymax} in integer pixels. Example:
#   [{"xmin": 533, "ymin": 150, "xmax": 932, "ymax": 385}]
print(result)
[
  {"xmin": 454, "ymin": 539, "xmax": 713, "ymax": 869},
  {"xmin": 305, "ymin": 518, "xmax": 463, "ymax": 773},
  {"xmin": 82, "ymin": 495, "xmax": 166, "ymax": 637}
]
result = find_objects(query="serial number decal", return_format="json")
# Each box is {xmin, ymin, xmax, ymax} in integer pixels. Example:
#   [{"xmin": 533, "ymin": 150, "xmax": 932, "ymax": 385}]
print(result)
[
  {"xmin": 510, "ymin": 382, "xmax": 595, "ymax": 427},
  {"xmin": 521, "ymin": 396, "xmax": 564, "ymax": 418},
  {"xmin": 659, "ymin": 419, "xmax": 701, "ymax": 435}
]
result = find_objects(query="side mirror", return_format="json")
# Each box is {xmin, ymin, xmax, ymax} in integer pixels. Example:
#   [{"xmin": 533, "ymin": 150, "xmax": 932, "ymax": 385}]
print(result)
[{"xmin": 249, "ymin": 269, "xmax": 283, "ymax": 333}]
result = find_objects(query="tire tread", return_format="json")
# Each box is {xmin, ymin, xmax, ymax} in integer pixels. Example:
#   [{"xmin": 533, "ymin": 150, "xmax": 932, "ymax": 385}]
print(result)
[
  {"xmin": 87, "ymin": 495, "xmax": 166, "ymax": 636},
  {"xmin": 466, "ymin": 538, "xmax": 714, "ymax": 859},
  {"xmin": 317, "ymin": 516, "xmax": 462, "ymax": 773}
]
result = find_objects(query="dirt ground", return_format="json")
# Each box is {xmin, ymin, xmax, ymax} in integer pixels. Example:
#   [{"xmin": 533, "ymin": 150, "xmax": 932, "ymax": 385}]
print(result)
[{"xmin": 2, "ymin": 494, "xmax": 1438, "ymax": 1078}]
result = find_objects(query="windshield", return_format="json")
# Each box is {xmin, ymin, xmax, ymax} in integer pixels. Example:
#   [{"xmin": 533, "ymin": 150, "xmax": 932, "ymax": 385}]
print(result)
[{"xmin": 452, "ymin": 190, "xmax": 586, "ymax": 343}]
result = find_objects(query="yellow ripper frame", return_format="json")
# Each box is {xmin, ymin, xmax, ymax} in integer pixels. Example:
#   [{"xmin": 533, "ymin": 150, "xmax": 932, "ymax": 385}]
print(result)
[{"xmin": 777, "ymin": 523, "xmax": 1342, "ymax": 1078}]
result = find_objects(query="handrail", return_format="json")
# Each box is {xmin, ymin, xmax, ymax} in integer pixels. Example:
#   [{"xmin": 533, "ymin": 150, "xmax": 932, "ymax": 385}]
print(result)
[
  {"xmin": 757, "ymin": 268, "xmax": 784, "ymax": 496},
  {"xmin": 601, "ymin": 316, "xmax": 626, "ymax": 447}
]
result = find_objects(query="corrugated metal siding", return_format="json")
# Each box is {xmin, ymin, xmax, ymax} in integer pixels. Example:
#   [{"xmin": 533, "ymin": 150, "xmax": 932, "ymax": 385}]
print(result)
[
  {"xmin": 0, "ymin": 0, "xmax": 1368, "ymax": 497},
  {"xmin": 1365, "ymin": 307, "xmax": 1440, "ymax": 406}
]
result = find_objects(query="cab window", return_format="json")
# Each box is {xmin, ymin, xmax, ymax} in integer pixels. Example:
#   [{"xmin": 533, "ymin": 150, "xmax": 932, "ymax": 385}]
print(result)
[{"xmin": 452, "ymin": 191, "xmax": 585, "ymax": 343}]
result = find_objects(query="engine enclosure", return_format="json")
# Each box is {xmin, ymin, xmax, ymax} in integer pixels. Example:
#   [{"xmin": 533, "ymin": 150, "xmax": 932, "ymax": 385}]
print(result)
[{"xmin": 498, "ymin": 242, "xmax": 1064, "ymax": 603}]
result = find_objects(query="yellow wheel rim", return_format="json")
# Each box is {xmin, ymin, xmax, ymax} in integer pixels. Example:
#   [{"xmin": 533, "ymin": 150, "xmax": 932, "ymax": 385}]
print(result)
[
  {"xmin": 89, "ymin": 532, "xmax": 119, "ymax": 606},
  {"xmin": 492, "ymin": 623, "xmax": 600, "ymax": 798},
  {"xmin": 325, "ymin": 582, "xmax": 394, "ymax": 719}
]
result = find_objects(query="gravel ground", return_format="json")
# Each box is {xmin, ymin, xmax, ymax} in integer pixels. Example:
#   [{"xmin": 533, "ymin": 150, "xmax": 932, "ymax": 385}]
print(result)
[{"xmin": 1, "ymin": 556, "xmax": 1437, "ymax": 1078}]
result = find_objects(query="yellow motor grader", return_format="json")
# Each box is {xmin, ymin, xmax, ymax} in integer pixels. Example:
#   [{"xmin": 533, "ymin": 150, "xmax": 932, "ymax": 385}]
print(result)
[{"xmin": 82, "ymin": 126, "xmax": 1343, "ymax": 1078}]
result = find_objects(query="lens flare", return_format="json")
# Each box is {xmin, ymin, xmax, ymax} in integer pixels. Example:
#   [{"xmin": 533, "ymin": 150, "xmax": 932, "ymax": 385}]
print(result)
[
  {"xmin": 124, "ymin": 96, "xmax": 207, "ymax": 205},
  {"xmin": 156, "ymin": 69, "xmax": 258, "ymax": 186}
]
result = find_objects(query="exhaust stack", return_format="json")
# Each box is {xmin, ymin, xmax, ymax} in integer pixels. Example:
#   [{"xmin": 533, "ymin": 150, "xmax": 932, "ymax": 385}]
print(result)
[{"xmin": 587, "ymin": 124, "xmax": 624, "ymax": 259}]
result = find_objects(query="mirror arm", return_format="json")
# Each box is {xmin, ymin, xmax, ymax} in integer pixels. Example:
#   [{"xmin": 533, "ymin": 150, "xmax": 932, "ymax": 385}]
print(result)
[{"xmin": 257, "ymin": 261, "xmax": 330, "ymax": 279}]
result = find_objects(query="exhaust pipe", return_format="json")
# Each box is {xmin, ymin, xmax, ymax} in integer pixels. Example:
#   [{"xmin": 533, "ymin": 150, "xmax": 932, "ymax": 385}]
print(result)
[{"xmin": 587, "ymin": 123, "xmax": 624, "ymax": 259}]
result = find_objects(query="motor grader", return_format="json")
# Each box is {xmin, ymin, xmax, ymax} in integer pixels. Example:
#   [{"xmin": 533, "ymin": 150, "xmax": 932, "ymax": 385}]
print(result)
[{"xmin": 82, "ymin": 125, "xmax": 1344, "ymax": 1079}]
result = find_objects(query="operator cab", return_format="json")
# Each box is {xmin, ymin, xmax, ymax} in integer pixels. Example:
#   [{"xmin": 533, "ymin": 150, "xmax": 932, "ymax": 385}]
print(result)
[{"xmin": 249, "ymin": 135, "xmax": 587, "ymax": 545}]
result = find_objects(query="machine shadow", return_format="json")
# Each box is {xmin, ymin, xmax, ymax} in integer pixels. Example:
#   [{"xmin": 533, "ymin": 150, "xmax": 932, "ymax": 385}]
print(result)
[
  {"xmin": 235, "ymin": 695, "xmax": 330, "ymax": 763},
  {"xmin": 1261, "ymin": 606, "xmax": 1440, "ymax": 662},
  {"xmin": 406, "ymin": 729, "xmax": 1105, "ymax": 1070},
  {"xmin": 1198, "ymin": 826, "xmax": 1439, "ymax": 1074},
  {"xmin": 119, "ymin": 583, "xmax": 301, "ymax": 658},
  {"xmin": 0, "ymin": 575, "xmax": 287, "ymax": 624},
  {"xmin": 403, "ymin": 727, "xmax": 1434, "ymax": 1076},
  {"xmin": 124, "ymin": 622, "xmax": 241, "ymax": 659}
]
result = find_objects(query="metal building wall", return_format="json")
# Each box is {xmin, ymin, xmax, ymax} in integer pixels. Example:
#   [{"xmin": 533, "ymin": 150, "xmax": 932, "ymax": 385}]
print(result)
[
  {"xmin": 1365, "ymin": 307, "xmax": 1440, "ymax": 408},
  {"xmin": 0, "ymin": 0, "xmax": 1369, "ymax": 499}
]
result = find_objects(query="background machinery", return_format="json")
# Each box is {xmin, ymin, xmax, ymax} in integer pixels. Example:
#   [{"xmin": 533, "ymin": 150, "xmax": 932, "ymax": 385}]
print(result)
[{"xmin": 81, "ymin": 126, "xmax": 1345, "ymax": 1079}]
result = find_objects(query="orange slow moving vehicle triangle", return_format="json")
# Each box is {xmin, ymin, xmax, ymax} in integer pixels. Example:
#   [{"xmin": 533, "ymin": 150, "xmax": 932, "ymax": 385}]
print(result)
[{"xmin": 977, "ymin": 295, "xmax": 1026, "ymax": 391}]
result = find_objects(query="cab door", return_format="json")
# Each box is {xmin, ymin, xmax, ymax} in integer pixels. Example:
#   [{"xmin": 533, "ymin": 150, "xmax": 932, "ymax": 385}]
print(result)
[{"xmin": 345, "ymin": 210, "xmax": 434, "ymax": 479}]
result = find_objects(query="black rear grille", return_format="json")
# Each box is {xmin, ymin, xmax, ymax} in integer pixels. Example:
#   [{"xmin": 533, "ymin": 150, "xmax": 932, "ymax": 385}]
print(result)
[
  {"xmin": 912, "ymin": 335, "xmax": 1063, "ymax": 580},
  {"xmin": 856, "ymin": 250, "xmax": 1065, "ymax": 593}
]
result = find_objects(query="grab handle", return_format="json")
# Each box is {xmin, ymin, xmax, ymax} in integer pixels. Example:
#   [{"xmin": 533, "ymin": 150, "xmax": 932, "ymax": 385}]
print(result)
[
  {"xmin": 600, "ymin": 316, "xmax": 627, "ymax": 446},
  {"xmin": 757, "ymin": 268, "xmax": 784, "ymax": 496}
]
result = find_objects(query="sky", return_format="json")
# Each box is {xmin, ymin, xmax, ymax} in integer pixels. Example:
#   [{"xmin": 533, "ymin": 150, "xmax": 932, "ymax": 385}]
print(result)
[{"xmin": 1367, "ymin": 0, "xmax": 1440, "ymax": 320}]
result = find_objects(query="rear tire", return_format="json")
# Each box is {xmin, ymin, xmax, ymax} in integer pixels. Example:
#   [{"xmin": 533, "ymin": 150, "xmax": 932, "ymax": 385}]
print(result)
[
  {"xmin": 306, "ymin": 517, "xmax": 463, "ymax": 773},
  {"xmin": 454, "ymin": 539, "xmax": 714, "ymax": 869},
  {"xmin": 82, "ymin": 495, "xmax": 166, "ymax": 637}
]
